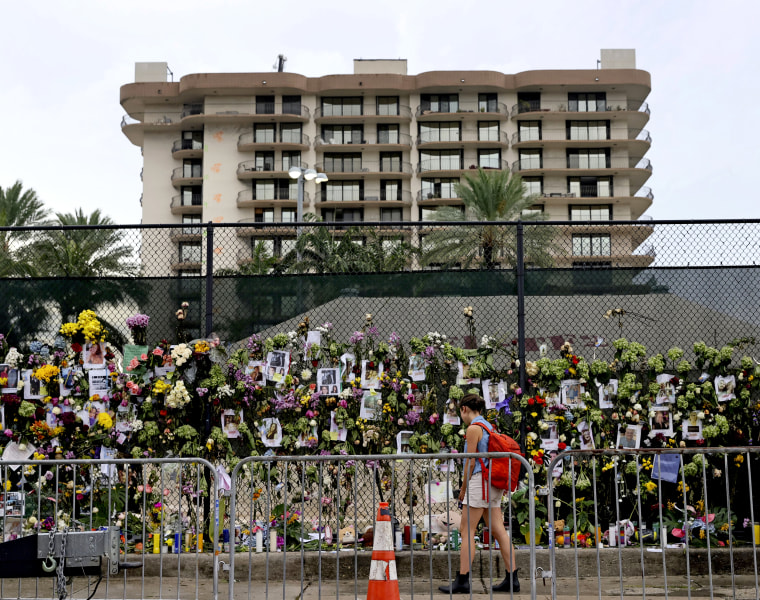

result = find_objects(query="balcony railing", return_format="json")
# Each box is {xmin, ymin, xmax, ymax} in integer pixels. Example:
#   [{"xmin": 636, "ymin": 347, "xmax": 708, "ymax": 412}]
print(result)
[
  {"xmin": 238, "ymin": 132, "xmax": 310, "ymax": 146},
  {"xmin": 172, "ymin": 139, "xmax": 204, "ymax": 152},
  {"xmin": 511, "ymin": 100, "xmax": 651, "ymax": 117},
  {"xmin": 236, "ymin": 190, "xmax": 307, "ymax": 204},
  {"xmin": 511, "ymin": 157, "xmax": 653, "ymax": 172},
  {"xmin": 315, "ymin": 133, "xmax": 413, "ymax": 146},
  {"xmin": 314, "ymin": 105, "xmax": 412, "ymax": 119},
  {"xmin": 315, "ymin": 190, "xmax": 412, "ymax": 203},
  {"xmin": 120, "ymin": 114, "xmax": 140, "ymax": 127},
  {"xmin": 510, "ymin": 129, "xmax": 652, "ymax": 144},
  {"xmin": 417, "ymin": 131, "xmax": 509, "ymax": 145},
  {"xmin": 314, "ymin": 161, "xmax": 412, "ymax": 175},
  {"xmin": 171, "ymin": 194, "xmax": 203, "ymax": 208},
  {"xmin": 171, "ymin": 166, "xmax": 203, "ymax": 180},
  {"xmin": 415, "ymin": 102, "xmax": 509, "ymax": 117},
  {"xmin": 237, "ymin": 160, "xmax": 309, "ymax": 173},
  {"xmin": 171, "ymin": 251, "xmax": 203, "ymax": 265},
  {"xmin": 418, "ymin": 160, "xmax": 508, "ymax": 173},
  {"xmin": 416, "ymin": 190, "xmax": 462, "ymax": 202}
]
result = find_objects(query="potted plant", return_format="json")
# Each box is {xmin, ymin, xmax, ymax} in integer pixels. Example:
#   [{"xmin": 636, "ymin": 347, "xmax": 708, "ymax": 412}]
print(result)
[{"xmin": 510, "ymin": 486, "xmax": 547, "ymax": 544}]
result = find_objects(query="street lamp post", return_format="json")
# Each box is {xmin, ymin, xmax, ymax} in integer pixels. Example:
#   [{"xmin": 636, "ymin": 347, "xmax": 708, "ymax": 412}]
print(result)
[{"xmin": 288, "ymin": 166, "xmax": 328, "ymax": 262}]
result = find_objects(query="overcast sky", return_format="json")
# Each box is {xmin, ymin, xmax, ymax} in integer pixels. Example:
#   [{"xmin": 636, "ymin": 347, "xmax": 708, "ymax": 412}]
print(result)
[{"xmin": 1, "ymin": 0, "xmax": 757, "ymax": 225}]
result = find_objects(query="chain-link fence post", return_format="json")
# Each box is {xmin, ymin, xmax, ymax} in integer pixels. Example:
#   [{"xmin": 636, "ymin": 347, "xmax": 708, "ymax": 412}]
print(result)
[
  {"xmin": 205, "ymin": 221, "xmax": 214, "ymax": 337},
  {"xmin": 516, "ymin": 221, "xmax": 527, "ymax": 453}
]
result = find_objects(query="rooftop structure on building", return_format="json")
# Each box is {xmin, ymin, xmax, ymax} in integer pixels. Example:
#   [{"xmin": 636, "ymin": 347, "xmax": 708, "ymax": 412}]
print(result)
[{"xmin": 120, "ymin": 50, "xmax": 652, "ymax": 275}]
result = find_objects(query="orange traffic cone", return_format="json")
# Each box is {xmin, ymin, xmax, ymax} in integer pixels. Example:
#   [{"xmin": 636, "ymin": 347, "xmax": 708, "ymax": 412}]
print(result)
[{"xmin": 366, "ymin": 502, "xmax": 400, "ymax": 600}]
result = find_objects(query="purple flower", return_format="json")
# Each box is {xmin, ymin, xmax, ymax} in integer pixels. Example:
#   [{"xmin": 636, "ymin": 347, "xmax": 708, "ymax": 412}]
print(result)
[
  {"xmin": 126, "ymin": 314, "xmax": 150, "ymax": 329},
  {"xmin": 366, "ymin": 326, "xmax": 379, "ymax": 338},
  {"xmin": 389, "ymin": 332, "xmax": 400, "ymax": 345},
  {"xmin": 423, "ymin": 346, "xmax": 435, "ymax": 359},
  {"xmin": 196, "ymin": 387, "xmax": 209, "ymax": 397},
  {"xmin": 405, "ymin": 410, "xmax": 421, "ymax": 426},
  {"xmin": 349, "ymin": 331, "xmax": 364, "ymax": 344}
]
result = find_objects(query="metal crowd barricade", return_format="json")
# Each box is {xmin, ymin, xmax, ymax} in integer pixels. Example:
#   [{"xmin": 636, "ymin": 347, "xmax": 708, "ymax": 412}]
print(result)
[
  {"xmin": 0, "ymin": 457, "xmax": 220, "ymax": 600},
  {"xmin": 227, "ymin": 451, "xmax": 536, "ymax": 600},
  {"xmin": 545, "ymin": 447, "xmax": 760, "ymax": 600}
]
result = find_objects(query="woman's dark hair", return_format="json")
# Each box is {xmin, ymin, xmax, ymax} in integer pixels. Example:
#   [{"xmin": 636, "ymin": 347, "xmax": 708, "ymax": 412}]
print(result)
[{"xmin": 459, "ymin": 393, "xmax": 485, "ymax": 413}]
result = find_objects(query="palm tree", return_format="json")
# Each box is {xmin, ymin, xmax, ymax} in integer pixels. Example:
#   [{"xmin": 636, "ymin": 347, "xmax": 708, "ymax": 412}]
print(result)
[
  {"xmin": 26, "ymin": 209, "xmax": 146, "ymax": 346},
  {"xmin": 0, "ymin": 180, "xmax": 49, "ymax": 276},
  {"xmin": 216, "ymin": 240, "xmax": 280, "ymax": 275},
  {"xmin": 420, "ymin": 169, "xmax": 557, "ymax": 269}
]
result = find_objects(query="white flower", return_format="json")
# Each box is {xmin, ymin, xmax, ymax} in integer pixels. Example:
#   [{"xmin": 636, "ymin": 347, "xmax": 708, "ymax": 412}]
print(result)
[
  {"xmin": 301, "ymin": 369, "xmax": 312, "ymax": 381},
  {"xmin": 695, "ymin": 387, "xmax": 701, "ymax": 395},
  {"xmin": 697, "ymin": 411, "xmax": 705, "ymax": 420},
  {"xmin": 559, "ymin": 434, "xmax": 566, "ymax": 442},
  {"xmin": 633, "ymin": 403, "xmax": 642, "ymax": 411},
  {"xmin": 5, "ymin": 348, "xmax": 22, "ymax": 368},
  {"xmin": 539, "ymin": 421, "xmax": 549, "ymax": 430},
  {"xmin": 625, "ymin": 411, "xmax": 632, "ymax": 419},
  {"xmin": 528, "ymin": 432, "xmax": 538, "ymax": 440},
  {"xmin": 648, "ymin": 410, "xmax": 655, "ymax": 419},
  {"xmin": 632, "ymin": 414, "xmax": 640, "ymax": 423},
  {"xmin": 309, "ymin": 419, "xmax": 317, "ymax": 427},
  {"xmin": 171, "ymin": 343, "xmax": 192, "ymax": 366},
  {"xmin": 52, "ymin": 407, "xmax": 62, "ymax": 415},
  {"xmin": 218, "ymin": 384, "xmax": 233, "ymax": 398}
]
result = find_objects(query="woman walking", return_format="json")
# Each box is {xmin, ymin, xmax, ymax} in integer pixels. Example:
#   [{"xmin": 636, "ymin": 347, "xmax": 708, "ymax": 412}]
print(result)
[{"xmin": 439, "ymin": 394, "xmax": 519, "ymax": 594}]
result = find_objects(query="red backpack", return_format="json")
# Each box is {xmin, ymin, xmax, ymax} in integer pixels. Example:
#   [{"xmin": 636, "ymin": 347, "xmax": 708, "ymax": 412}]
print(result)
[{"xmin": 473, "ymin": 421, "xmax": 523, "ymax": 498}]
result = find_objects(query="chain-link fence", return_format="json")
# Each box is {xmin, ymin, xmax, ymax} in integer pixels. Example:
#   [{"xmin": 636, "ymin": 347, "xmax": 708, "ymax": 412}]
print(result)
[{"xmin": 2, "ymin": 220, "xmax": 760, "ymax": 361}]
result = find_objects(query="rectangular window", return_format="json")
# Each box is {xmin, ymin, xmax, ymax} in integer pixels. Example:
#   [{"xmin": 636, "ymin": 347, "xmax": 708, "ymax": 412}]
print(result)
[
  {"xmin": 182, "ymin": 102, "xmax": 203, "ymax": 116},
  {"xmin": 380, "ymin": 208, "xmax": 403, "ymax": 221},
  {"xmin": 522, "ymin": 177, "xmax": 543, "ymax": 196},
  {"xmin": 254, "ymin": 151, "xmax": 275, "ymax": 171},
  {"xmin": 376, "ymin": 96, "xmax": 399, "ymax": 116},
  {"xmin": 254, "ymin": 207, "xmax": 275, "ymax": 223},
  {"xmin": 280, "ymin": 238, "xmax": 297, "ymax": 256},
  {"xmin": 181, "ymin": 131, "xmax": 203, "ymax": 150},
  {"xmin": 275, "ymin": 179, "xmax": 299, "ymax": 200},
  {"xmin": 182, "ymin": 160, "xmax": 202, "ymax": 178},
  {"xmin": 572, "ymin": 234, "xmax": 611, "ymax": 256},
  {"xmin": 420, "ymin": 94, "xmax": 459, "ymax": 113},
  {"xmin": 181, "ymin": 186, "xmax": 202, "ymax": 206},
  {"xmin": 380, "ymin": 152, "xmax": 402, "ymax": 172},
  {"xmin": 478, "ymin": 149, "xmax": 501, "ymax": 169},
  {"xmin": 569, "ymin": 204, "xmax": 612, "ymax": 221},
  {"xmin": 567, "ymin": 120, "xmax": 610, "ymax": 141},
  {"xmin": 321, "ymin": 97, "xmax": 362, "ymax": 117},
  {"xmin": 281, "ymin": 208, "xmax": 296, "ymax": 223},
  {"xmin": 419, "ymin": 122, "xmax": 460, "ymax": 143},
  {"xmin": 518, "ymin": 121, "xmax": 541, "ymax": 142},
  {"xmin": 254, "ymin": 238, "xmax": 275, "ymax": 256},
  {"xmin": 254, "ymin": 181, "xmax": 275, "ymax": 200},
  {"xmin": 478, "ymin": 93, "xmax": 498, "ymax": 112},
  {"xmin": 568, "ymin": 92, "xmax": 607, "ymax": 113},
  {"xmin": 567, "ymin": 176, "xmax": 612, "ymax": 198},
  {"xmin": 377, "ymin": 124, "xmax": 400, "ymax": 144},
  {"xmin": 324, "ymin": 181, "xmax": 362, "ymax": 202},
  {"xmin": 254, "ymin": 124, "xmax": 275, "ymax": 143},
  {"xmin": 282, "ymin": 95, "xmax": 301, "ymax": 115},
  {"xmin": 280, "ymin": 124, "xmax": 302, "ymax": 144},
  {"xmin": 321, "ymin": 208, "xmax": 364, "ymax": 222},
  {"xmin": 419, "ymin": 205, "xmax": 464, "ymax": 221},
  {"xmin": 256, "ymin": 95, "xmax": 275, "ymax": 115},
  {"xmin": 421, "ymin": 178, "xmax": 459, "ymax": 199},
  {"xmin": 182, "ymin": 215, "xmax": 202, "ymax": 235},
  {"xmin": 381, "ymin": 180, "xmax": 401, "ymax": 201},
  {"xmin": 324, "ymin": 153, "xmax": 362, "ymax": 173},
  {"xmin": 518, "ymin": 149, "xmax": 542, "ymax": 169},
  {"xmin": 567, "ymin": 149, "xmax": 610, "ymax": 169},
  {"xmin": 517, "ymin": 92, "xmax": 540, "ymax": 113},
  {"xmin": 179, "ymin": 242, "xmax": 201, "ymax": 263},
  {"xmin": 321, "ymin": 125, "xmax": 363, "ymax": 144},
  {"xmin": 478, "ymin": 121, "xmax": 500, "ymax": 141},
  {"xmin": 419, "ymin": 150, "xmax": 462, "ymax": 171},
  {"xmin": 521, "ymin": 205, "xmax": 544, "ymax": 218},
  {"xmin": 282, "ymin": 151, "xmax": 301, "ymax": 170}
]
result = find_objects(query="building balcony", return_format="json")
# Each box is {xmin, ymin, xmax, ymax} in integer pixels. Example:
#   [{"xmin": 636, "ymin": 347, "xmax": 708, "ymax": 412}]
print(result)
[
  {"xmin": 170, "ymin": 252, "xmax": 203, "ymax": 271},
  {"xmin": 234, "ymin": 222, "xmax": 298, "ymax": 238},
  {"xmin": 315, "ymin": 190, "xmax": 412, "ymax": 207},
  {"xmin": 417, "ymin": 131, "xmax": 509, "ymax": 148},
  {"xmin": 415, "ymin": 102, "xmax": 509, "ymax": 120},
  {"xmin": 197, "ymin": 105, "xmax": 310, "ymax": 124},
  {"xmin": 170, "ymin": 195, "xmax": 203, "ymax": 215},
  {"xmin": 314, "ymin": 105, "xmax": 412, "ymax": 122},
  {"xmin": 169, "ymin": 228, "xmax": 203, "ymax": 243},
  {"xmin": 314, "ymin": 161, "xmax": 413, "ymax": 178},
  {"xmin": 238, "ymin": 132, "xmax": 310, "ymax": 151},
  {"xmin": 511, "ymin": 129, "xmax": 651, "ymax": 153},
  {"xmin": 511, "ymin": 100, "xmax": 650, "ymax": 117},
  {"xmin": 171, "ymin": 139, "xmax": 204, "ymax": 159},
  {"xmin": 416, "ymin": 191, "xmax": 464, "ymax": 205},
  {"xmin": 171, "ymin": 167, "xmax": 203, "ymax": 187},
  {"xmin": 513, "ymin": 157, "xmax": 652, "ymax": 173},
  {"xmin": 237, "ymin": 161, "xmax": 309, "ymax": 179},
  {"xmin": 236, "ymin": 189, "xmax": 303, "ymax": 208},
  {"xmin": 314, "ymin": 133, "xmax": 413, "ymax": 149},
  {"xmin": 418, "ymin": 160, "xmax": 508, "ymax": 174},
  {"xmin": 536, "ymin": 186, "xmax": 653, "ymax": 220}
]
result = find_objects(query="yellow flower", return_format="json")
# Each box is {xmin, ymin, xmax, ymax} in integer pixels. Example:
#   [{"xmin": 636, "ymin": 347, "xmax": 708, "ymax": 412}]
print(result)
[
  {"xmin": 695, "ymin": 499, "xmax": 704, "ymax": 512},
  {"xmin": 677, "ymin": 481, "xmax": 690, "ymax": 493},
  {"xmin": 34, "ymin": 364, "xmax": 60, "ymax": 383},
  {"xmin": 97, "ymin": 412, "xmax": 113, "ymax": 429},
  {"xmin": 735, "ymin": 455, "xmax": 744, "ymax": 465},
  {"xmin": 699, "ymin": 529, "xmax": 706, "ymax": 540},
  {"xmin": 194, "ymin": 341, "xmax": 210, "ymax": 353},
  {"xmin": 644, "ymin": 481, "xmax": 657, "ymax": 493},
  {"xmin": 667, "ymin": 501, "xmax": 675, "ymax": 510},
  {"xmin": 5, "ymin": 480, "xmax": 11, "ymax": 491},
  {"xmin": 530, "ymin": 412, "xmax": 538, "ymax": 418}
]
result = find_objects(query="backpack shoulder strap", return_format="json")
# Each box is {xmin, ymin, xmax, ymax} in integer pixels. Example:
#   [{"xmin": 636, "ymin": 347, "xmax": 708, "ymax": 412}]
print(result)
[{"xmin": 473, "ymin": 420, "xmax": 493, "ymax": 435}]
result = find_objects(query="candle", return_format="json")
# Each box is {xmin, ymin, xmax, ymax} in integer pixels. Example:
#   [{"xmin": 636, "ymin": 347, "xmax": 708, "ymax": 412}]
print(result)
[
  {"xmin": 152, "ymin": 532, "xmax": 160, "ymax": 554},
  {"xmin": 255, "ymin": 529, "xmax": 263, "ymax": 553},
  {"xmin": 270, "ymin": 530, "xmax": 278, "ymax": 552},
  {"xmin": 197, "ymin": 534, "xmax": 204, "ymax": 552}
]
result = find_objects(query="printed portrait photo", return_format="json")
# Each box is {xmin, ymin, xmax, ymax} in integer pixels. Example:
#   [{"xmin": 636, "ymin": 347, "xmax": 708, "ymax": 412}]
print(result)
[
  {"xmin": 577, "ymin": 419, "xmax": 595, "ymax": 450},
  {"xmin": 650, "ymin": 407, "xmax": 673, "ymax": 435},
  {"xmin": 84, "ymin": 341, "xmax": 107, "ymax": 370},
  {"xmin": 616, "ymin": 424, "xmax": 641, "ymax": 450},
  {"xmin": 655, "ymin": 374, "xmax": 676, "ymax": 404},
  {"xmin": 714, "ymin": 375, "xmax": 736, "ymax": 403},
  {"xmin": 597, "ymin": 378, "xmax": 617, "ymax": 409},
  {"xmin": 359, "ymin": 390, "xmax": 382, "ymax": 420},
  {"xmin": 360, "ymin": 360, "xmax": 383, "ymax": 389},
  {"xmin": 0, "ymin": 364, "xmax": 19, "ymax": 393},
  {"xmin": 561, "ymin": 379, "xmax": 585, "ymax": 409}
]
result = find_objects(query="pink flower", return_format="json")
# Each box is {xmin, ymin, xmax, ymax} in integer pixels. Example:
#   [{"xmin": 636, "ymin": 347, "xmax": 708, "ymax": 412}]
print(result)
[
  {"xmin": 127, "ymin": 358, "xmax": 140, "ymax": 371},
  {"xmin": 338, "ymin": 399, "xmax": 347, "ymax": 408},
  {"xmin": 137, "ymin": 485, "xmax": 144, "ymax": 493},
  {"xmin": 140, "ymin": 353, "xmax": 148, "ymax": 360},
  {"xmin": 428, "ymin": 413, "xmax": 439, "ymax": 425},
  {"xmin": 152, "ymin": 348, "xmax": 164, "ymax": 356},
  {"xmin": 515, "ymin": 387, "xmax": 522, "ymax": 395},
  {"xmin": 163, "ymin": 488, "xmax": 171, "ymax": 497}
]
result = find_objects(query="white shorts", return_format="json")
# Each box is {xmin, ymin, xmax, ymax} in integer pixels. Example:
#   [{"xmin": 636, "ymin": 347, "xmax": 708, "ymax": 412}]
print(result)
[{"xmin": 462, "ymin": 472, "xmax": 503, "ymax": 508}]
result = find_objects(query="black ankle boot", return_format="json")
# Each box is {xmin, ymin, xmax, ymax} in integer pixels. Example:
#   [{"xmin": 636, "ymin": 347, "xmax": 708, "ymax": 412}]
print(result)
[
  {"xmin": 492, "ymin": 568, "xmax": 520, "ymax": 593},
  {"xmin": 439, "ymin": 573, "xmax": 471, "ymax": 594}
]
